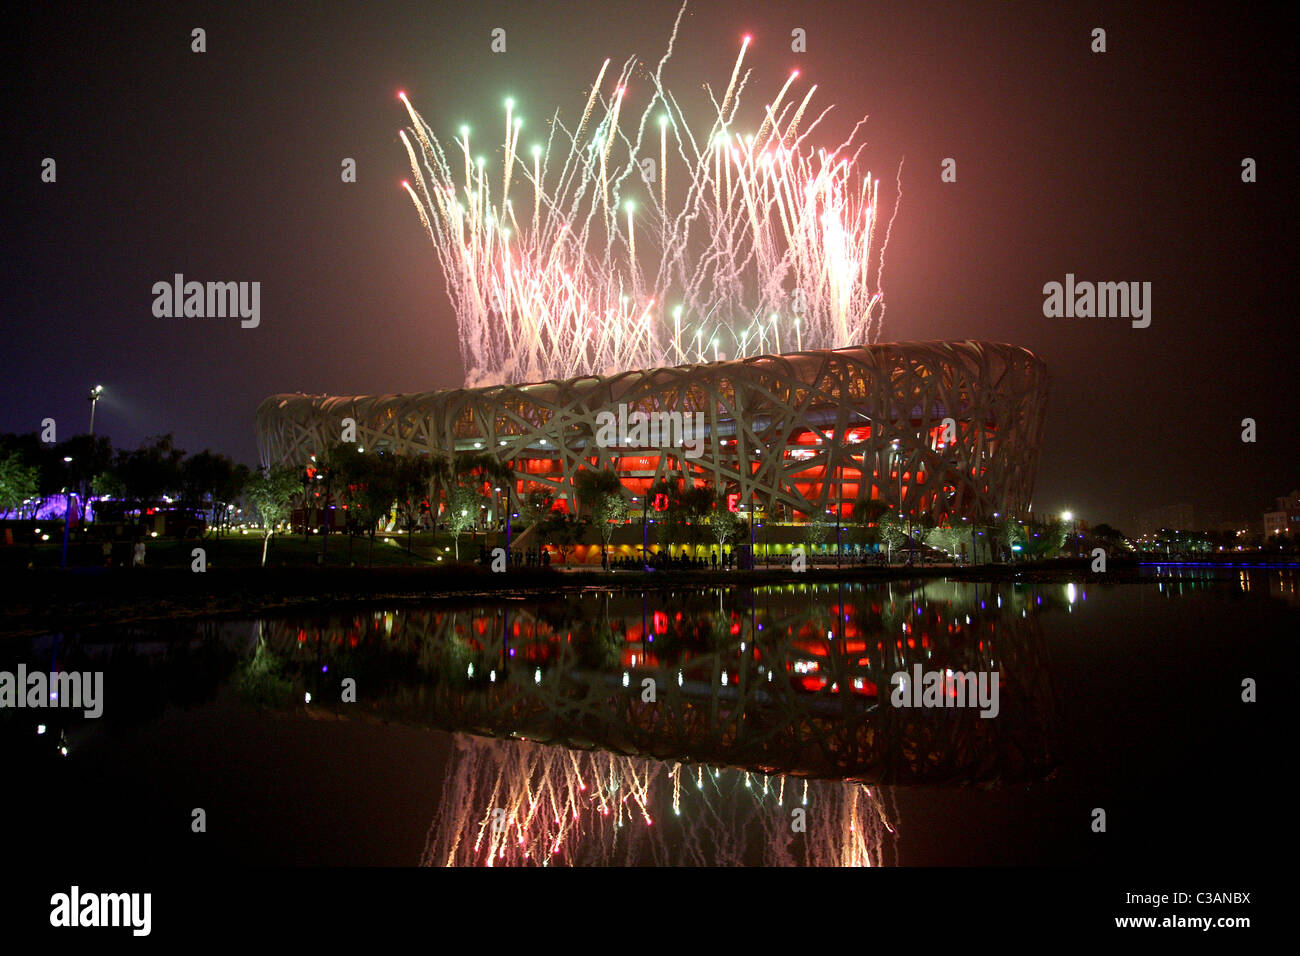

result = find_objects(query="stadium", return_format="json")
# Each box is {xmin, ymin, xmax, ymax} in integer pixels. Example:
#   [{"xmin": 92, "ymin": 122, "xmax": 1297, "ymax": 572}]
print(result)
[{"xmin": 256, "ymin": 340, "xmax": 1049, "ymax": 545}]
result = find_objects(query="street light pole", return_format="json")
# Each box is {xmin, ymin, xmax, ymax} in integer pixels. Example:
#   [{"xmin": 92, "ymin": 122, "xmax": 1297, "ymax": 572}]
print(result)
[
  {"xmin": 893, "ymin": 443, "xmax": 913, "ymax": 566},
  {"xmin": 504, "ymin": 495, "xmax": 512, "ymax": 561},
  {"xmin": 88, "ymin": 385, "xmax": 104, "ymax": 435},
  {"xmin": 302, "ymin": 469, "xmax": 311, "ymax": 542},
  {"xmin": 494, "ymin": 486, "xmax": 507, "ymax": 561},
  {"xmin": 749, "ymin": 497, "xmax": 755, "ymax": 569},
  {"xmin": 889, "ymin": 441, "xmax": 901, "ymax": 566},
  {"xmin": 642, "ymin": 494, "xmax": 650, "ymax": 568},
  {"xmin": 60, "ymin": 456, "xmax": 73, "ymax": 569}
]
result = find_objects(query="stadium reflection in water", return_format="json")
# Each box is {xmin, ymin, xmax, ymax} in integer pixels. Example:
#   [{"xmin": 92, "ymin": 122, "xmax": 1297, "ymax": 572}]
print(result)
[
  {"xmin": 9, "ymin": 570, "xmax": 1289, "ymax": 866},
  {"xmin": 250, "ymin": 579, "xmax": 1067, "ymax": 865}
]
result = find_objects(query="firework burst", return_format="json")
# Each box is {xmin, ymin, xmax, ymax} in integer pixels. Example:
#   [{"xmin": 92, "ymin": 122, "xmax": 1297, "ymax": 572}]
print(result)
[{"xmin": 399, "ymin": 4, "xmax": 898, "ymax": 387}]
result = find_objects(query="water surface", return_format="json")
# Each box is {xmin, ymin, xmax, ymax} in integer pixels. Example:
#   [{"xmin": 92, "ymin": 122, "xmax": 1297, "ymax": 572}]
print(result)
[{"xmin": 2, "ymin": 570, "xmax": 1289, "ymax": 866}]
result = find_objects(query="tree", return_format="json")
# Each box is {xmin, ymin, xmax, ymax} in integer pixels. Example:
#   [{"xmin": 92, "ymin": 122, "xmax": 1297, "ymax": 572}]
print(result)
[
  {"xmin": 453, "ymin": 451, "xmax": 512, "ymax": 490},
  {"xmin": 359, "ymin": 456, "xmax": 402, "ymax": 563},
  {"xmin": 181, "ymin": 450, "xmax": 244, "ymax": 534},
  {"xmin": 216, "ymin": 462, "xmax": 251, "ymax": 535},
  {"xmin": 1092, "ymin": 523, "xmax": 1130, "ymax": 552},
  {"xmin": 708, "ymin": 497, "xmax": 741, "ymax": 554},
  {"xmin": 245, "ymin": 465, "xmax": 300, "ymax": 566},
  {"xmin": 925, "ymin": 525, "xmax": 963, "ymax": 561},
  {"xmin": 681, "ymin": 486, "xmax": 714, "ymax": 547},
  {"xmin": 56, "ymin": 434, "xmax": 114, "ymax": 494},
  {"xmin": 0, "ymin": 450, "xmax": 39, "ymax": 518},
  {"xmin": 91, "ymin": 470, "xmax": 126, "ymax": 503},
  {"xmin": 802, "ymin": 511, "xmax": 833, "ymax": 556},
  {"xmin": 1, "ymin": 432, "xmax": 65, "ymax": 502},
  {"xmin": 575, "ymin": 468, "xmax": 627, "ymax": 568},
  {"xmin": 445, "ymin": 484, "xmax": 482, "ymax": 560},
  {"xmin": 540, "ymin": 509, "xmax": 584, "ymax": 565},
  {"xmin": 521, "ymin": 487, "xmax": 557, "ymax": 529},
  {"xmin": 319, "ymin": 445, "xmax": 360, "ymax": 556},
  {"xmin": 307, "ymin": 443, "xmax": 353, "ymax": 552},
  {"xmin": 998, "ymin": 516, "xmax": 1028, "ymax": 563},
  {"xmin": 116, "ymin": 434, "xmax": 185, "ymax": 517},
  {"xmin": 451, "ymin": 451, "xmax": 511, "ymax": 532},
  {"xmin": 393, "ymin": 455, "xmax": 436, "ymax": 553},
  {"xmin": 423, "ymin": 453, "xmax": 453, "ymax": 527},
  {"xmin": 331, "ymin": 447, "xmax": 401, "ymax": 565},
  {"xmin": 658, "ymin": 483, "xmax": 712, "ymax": 551},
  {"xmin": 1032, "ymin": 517, "xmax": 1068, "ymax": 558},
  {"xmin": 877, "ymin": 511, "xmax": 907, "ymax": 563}
]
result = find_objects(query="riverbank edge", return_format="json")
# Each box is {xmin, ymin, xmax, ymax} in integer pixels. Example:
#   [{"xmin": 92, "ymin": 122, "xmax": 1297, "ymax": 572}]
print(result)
[{"xmin": 0, "ymin": 557, "xmax": 1260, "ymax": 639}]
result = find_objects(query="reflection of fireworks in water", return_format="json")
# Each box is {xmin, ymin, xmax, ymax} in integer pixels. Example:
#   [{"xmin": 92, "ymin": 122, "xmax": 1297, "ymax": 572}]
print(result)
[
  {"xmin": 399, "ymin": 2, "xmax": 898, "ymax": 386},
  {"xmin": 423, "ymin": 734, "xmax": 897, "ymax": 866}
]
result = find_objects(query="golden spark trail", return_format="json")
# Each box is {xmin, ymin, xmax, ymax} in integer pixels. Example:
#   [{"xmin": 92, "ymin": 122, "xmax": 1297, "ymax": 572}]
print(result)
[{"xmin": 720, "ymin": 34, "xmax": 750, "ymax": 120}]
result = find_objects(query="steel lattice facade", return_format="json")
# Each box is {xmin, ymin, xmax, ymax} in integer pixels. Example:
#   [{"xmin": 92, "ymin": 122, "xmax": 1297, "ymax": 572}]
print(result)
[{"xmin": 255, "ymin": 340, "xmax": 1049, "ymax": 524}]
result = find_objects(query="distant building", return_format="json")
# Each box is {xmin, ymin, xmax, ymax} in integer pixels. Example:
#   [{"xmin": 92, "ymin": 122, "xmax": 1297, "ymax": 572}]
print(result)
[{"xmin": 1264, "ymin": 489, "xmax": 1300, "ymax": 538}]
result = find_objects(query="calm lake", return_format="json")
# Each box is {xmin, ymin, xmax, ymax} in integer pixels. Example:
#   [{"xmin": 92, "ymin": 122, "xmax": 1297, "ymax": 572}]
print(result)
[{"xmin": 2, "ymin": 568, "xmax": 1291, "ymax": 866}]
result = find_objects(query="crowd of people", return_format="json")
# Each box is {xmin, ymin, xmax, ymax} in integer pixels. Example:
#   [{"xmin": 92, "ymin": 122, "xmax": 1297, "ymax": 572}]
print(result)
[{"xmin": 618, "ymin": 549, "xmax": 741, "ymax": 571}]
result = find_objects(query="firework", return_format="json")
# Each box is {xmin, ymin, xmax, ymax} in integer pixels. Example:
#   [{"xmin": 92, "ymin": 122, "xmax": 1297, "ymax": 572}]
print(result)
[
  {"xmin": 423, "ymin": 734, "xmax": 897, "ymax": 867},
  {"xmin": 399, "ymin": 3, "xmax": 897, "ymax": 387}
]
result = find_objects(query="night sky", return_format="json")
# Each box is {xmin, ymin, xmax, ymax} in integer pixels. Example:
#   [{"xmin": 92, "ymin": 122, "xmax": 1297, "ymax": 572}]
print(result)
[{"xmin": 5, "ymin": 1, "xmax": 1294, "ymax": 531}]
